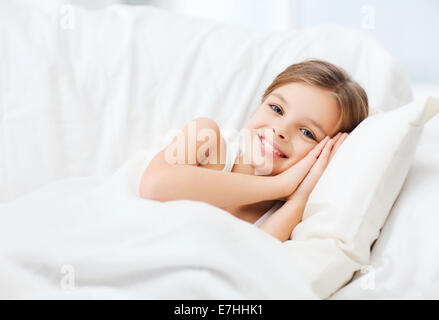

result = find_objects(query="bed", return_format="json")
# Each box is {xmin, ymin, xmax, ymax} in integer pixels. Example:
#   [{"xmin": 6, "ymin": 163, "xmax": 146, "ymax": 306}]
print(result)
[{"xmin": 0, "ymin": 0, "xmax": 437, "ymax": 299}]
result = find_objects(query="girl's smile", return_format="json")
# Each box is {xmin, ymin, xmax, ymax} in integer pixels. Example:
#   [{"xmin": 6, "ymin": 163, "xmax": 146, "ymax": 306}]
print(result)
[{"xmin": 257, "ymin": 133, "xmax": 288, "ymax": 159}]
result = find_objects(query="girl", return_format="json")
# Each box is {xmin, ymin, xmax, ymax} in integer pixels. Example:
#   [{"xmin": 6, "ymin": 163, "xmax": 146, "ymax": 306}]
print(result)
[{"xmin": 140, "ymin": 59, "xmax": 369, "ymax": 242}]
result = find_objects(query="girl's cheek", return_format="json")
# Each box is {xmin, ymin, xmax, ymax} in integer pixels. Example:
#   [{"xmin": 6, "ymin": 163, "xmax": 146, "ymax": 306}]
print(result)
[{"xmin": 280, "ymin": 159, "xmax": 296, "ymax": 173}]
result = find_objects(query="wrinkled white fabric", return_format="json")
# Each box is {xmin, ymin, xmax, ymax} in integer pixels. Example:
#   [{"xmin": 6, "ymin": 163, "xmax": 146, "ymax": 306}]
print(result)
[
  {"xmin": 0, "ymin": 149, "xmax": 319, "ymax": 299},
  {"xmin": 0, "ymin": 0, "xmax": 412, "ymax": 203}
]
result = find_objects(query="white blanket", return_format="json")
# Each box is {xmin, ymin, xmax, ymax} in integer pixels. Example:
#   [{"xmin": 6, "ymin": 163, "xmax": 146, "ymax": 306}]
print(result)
[{"xmin": 0, "ymin": 149, "xmax": 318, "ymax": 299}]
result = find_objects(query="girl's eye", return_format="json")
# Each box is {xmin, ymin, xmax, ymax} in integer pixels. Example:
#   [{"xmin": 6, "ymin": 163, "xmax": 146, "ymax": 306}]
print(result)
[
  {"xmin": 300, "ymin": 128, "xmax": 315, "ymax": 140},
  {"xmin": 269, "ymin": 104, "xmax": 283, "ymax": 115}
]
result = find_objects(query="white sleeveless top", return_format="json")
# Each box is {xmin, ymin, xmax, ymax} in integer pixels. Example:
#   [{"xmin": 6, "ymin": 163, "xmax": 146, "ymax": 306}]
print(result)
[{"xmin": 221, "ymin": 132, "xmax": 283, "ymax": 226}]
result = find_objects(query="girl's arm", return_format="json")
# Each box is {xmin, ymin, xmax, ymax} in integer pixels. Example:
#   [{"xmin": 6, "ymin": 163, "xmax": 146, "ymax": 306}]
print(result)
[
  {"xmin": 142, "ymin": 162, "xmax": 285, "ymax": 208},
  {"xmin": 258, "ymin": 196, "xmax": 306, "ymax": 242},
  {"xmin": 140, "ymin": 117, "xmax": 286, "ymax": 208}
]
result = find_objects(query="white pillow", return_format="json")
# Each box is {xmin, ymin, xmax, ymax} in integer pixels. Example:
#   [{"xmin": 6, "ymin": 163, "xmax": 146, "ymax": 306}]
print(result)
[{"xmin": 283, "ymin": 96, "xmax": 439, "ymax": 299}]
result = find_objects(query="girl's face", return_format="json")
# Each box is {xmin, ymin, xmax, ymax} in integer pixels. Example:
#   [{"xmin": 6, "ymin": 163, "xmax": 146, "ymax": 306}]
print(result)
[{"xmin": 244, "ymin": 82, "xmax": 342, "ymax": 175}]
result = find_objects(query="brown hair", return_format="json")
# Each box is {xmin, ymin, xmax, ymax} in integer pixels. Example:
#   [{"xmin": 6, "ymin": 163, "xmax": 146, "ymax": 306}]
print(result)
[{"xmin": 262, "ymin": 59, "xmax": 369, "ymax": 133}]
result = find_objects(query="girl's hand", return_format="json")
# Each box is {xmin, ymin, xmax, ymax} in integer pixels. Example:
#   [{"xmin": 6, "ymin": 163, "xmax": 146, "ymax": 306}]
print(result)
[
  {"xmin": 329, "ymin": 132, "xmax": 348, "ymax": 162},
  {"xmin": 287, "ymin": 132, "xmax": 348, "ymax": 201},
  {"xmin": 276, "ymin": 135, "xmax": 331, "ymax": 200}
]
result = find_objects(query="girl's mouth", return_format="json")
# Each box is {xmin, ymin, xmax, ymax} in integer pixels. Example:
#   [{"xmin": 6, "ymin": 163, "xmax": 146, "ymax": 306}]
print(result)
[{"xmin": 257, "ymin": 134, "xmax": 287, "ymax": 158}]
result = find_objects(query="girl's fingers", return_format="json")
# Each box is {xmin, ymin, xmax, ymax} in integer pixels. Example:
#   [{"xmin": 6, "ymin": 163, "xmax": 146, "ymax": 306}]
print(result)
[
  {"xmin": 329, "ymin": 132, "xmax": 348, "ymax": 161},
  {"xmin": 311, "ymin": 133, "xmax": 343, "ymax": 170},
  {"xmin": 313, "ymin": 137, "xmax": 337, "ymax": 171},
  {"xmin": 284, "ymin": 135, "xmax": 330, "ymax": 188},
  {"xmin": 294, "ymin": 133, "xmax": 347, "ymax": 198},
  {"xmin": 333, "ymin": 132, "xmax": 343, "ymax": 142},
  {"xmin": 289, "ymin": 135, "xmax": 345, "ymax": 198},
  {"xmin": 291, "ymin": 136, "xmax": 329, "ymax": 170},
  {"xmin": 317, "ymin": 136, "xmax": 331, "ymax": 150},
  {"xmin": 308, "ymin": 135, "xmax": 330, "ymax": 158},
  {"xmin": 319, "ymin": 137, "xmax": 337, "ymax": 162},
  {"xmin": 334, "ymin": 132, "xmax": 347, "ymax": 150},
  {"xmin": 294, "ymin": 137, "xmax": 336, "ymax": 196}
]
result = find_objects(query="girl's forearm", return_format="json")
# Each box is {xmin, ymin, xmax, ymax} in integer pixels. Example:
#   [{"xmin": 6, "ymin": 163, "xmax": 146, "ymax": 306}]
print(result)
[
  {"xmin": 258, "ymin": 196, "xmax": 307, "ymax": 242},
  {"xmin": 140, "ymin": 163, "xmax": 285, "ymax": 208}
]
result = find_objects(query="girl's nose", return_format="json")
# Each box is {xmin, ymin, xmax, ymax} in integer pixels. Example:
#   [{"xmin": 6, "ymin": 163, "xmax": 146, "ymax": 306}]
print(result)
[{"xmin": 273, "ymin": 127, "xmax": 287, "ymax": 140}]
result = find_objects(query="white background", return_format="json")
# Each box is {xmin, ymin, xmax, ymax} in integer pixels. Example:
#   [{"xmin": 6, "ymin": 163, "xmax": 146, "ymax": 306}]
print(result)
[{"xmin": 71, "ymin": 0, "xmax": 439, "ymax": 99}]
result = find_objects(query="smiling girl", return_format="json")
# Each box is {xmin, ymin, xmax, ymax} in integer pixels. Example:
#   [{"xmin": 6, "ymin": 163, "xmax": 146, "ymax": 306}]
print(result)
[{"xmin": 140, "ymin": 59, "xmax": 369, "ymax": 242}]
